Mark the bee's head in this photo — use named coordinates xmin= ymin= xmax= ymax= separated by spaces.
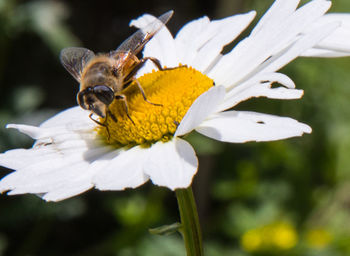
xmin=77 ymin=85 xmax=114 ymax=118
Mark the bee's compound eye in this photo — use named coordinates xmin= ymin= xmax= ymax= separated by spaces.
xmin=77 ymin=91 xmax=88 ymax=110
xmin=93 ymin=85 xmax=114 ymax=105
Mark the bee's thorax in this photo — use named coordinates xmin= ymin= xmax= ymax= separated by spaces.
xmin=82 ymin=60 xmax=119 ymax=90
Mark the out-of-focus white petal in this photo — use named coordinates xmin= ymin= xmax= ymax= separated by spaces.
xmin=196 ymin=111 xmax=311 ymax=143
xmin=39 ymin=107 xmax=92 ymax=128
xmin=313 ymin=27 xmax=350 ymax=54
xmin=217 ymin=73 xmax=302 ymax=112
xmin=259 ymin=21 xmax=339 ymax=74
xmin=92 ymin=146 xmax=149 ymax=191
xmin=130 ymin=13 xmax=178 ymax=75
xmin=144 ymin=138 xmax=197 ymax=190
xmin=302 ymin=13 xmax=350 ymax=57
xmin=208 ymin=0 xmax=332 ymax=88
xmin=302 ymin=48 xmax=350 ymax=57
xmin=175 ymin=86 xmax=225 ymax=137
xmin=6 ymin=124 xmax=45 ymax=140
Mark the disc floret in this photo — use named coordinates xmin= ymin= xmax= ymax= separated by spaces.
xmin=98 ymin=66 xmax=214 ymax=146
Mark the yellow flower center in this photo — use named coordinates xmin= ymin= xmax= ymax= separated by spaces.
xmin=97 ymin=66 xmax=214 ymax=146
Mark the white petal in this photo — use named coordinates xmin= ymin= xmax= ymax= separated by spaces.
xmin=0 ymin=147 xmax=58 ymax=172
xmin=130 ymin=13 xmax=178 ymax=75
xmin=255 ymin=72 xmax=296 ymax=89
xmin=144 ymin=138 xmax=198 ymax=190
xmin=175 ymin=86 xmax=225 ymax=137
xmin=174 ymin=16 xmax=210 ymax=63
xmin=175 ymin=16 xmax=209 ymax=43
xmin=3 ymin=146 xmax=105 ymax=202
xmin=217 ymin=73 xmax=302 ymax=112
xmin=174 ymin=12 xmax=256 ymax=73
xmin=196 ymin=111 xmax=312 ymax=143
xmin=1 ymin=108 xmax=105 ymax=172
xmin=0 ymin=140 xmax=112 ymax=195
xmin=92 ymin=146 xmax=149 ymax=191
xmin=250 ymin=0 xmax=300 ymax=36
xmin=0 ymin=107 xmax=113 ymax=201
xmin=5 ymin=107 xmax=96 ymax=141
xmin=41 ymin=182 xmax=94 ymax=202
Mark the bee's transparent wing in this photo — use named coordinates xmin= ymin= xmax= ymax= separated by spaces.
xmin=113 ymin=10 xmax=173 ymax=55
xmin=60 ymin=47 xmax=95 ymax=82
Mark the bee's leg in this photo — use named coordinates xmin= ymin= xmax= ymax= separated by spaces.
xmin=133 ymin=79 xmax=162 ymax=107
xmin=123 ymin=57 xmax=182 ymax=86
xmin=106 ymin=109 xmax=118 ymax=123
xmin=115 ymin=95 xmax=135 ymax=125
xmin=122 ymin=58 xmax=158 ymax=83
xmin=89 ymin=113 xmax=110 ymax=141
xmin=89 ymin=113 xmax=104 ymax=126
xmin=142 ymin=57 xmax=187 ymax=71
xmin=141 ymin=57 xmax=163 ymax=70
xmin=122 ymin=58 xmax=163 ymax=85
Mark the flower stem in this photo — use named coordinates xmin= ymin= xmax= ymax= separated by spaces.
xmin=176 ymin=186 xmax=203 ymax=256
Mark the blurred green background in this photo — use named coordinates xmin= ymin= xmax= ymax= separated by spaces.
xmin=0 ymin=0 xmax=350 ymax=255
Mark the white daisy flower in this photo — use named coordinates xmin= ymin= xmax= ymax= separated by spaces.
xmin=1 ymin=0 xmax=350 ymax=202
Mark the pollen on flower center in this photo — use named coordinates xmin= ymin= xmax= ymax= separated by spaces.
xmin=97 ymin=66 xmax=214 ymax=146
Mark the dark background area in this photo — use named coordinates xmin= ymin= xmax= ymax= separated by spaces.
xmin=1 ymin=0 xmax=350 ymax=255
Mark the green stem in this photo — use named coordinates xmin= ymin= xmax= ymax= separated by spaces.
xmin=176 ymin=186 xmax=203 ymax=256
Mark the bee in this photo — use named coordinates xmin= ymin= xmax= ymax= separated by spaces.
xmin=60 ymin=11 xmax=173 ymax=125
